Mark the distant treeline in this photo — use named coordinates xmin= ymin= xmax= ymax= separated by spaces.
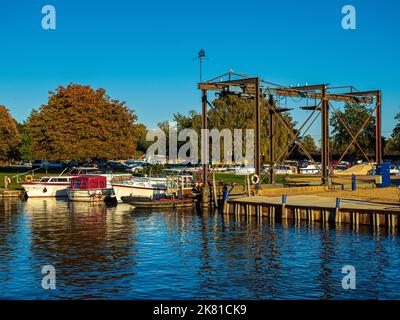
xmin=0 ymin=86 xmax=399 ymax=165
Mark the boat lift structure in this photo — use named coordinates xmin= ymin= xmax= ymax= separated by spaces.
xmin=198 ymin=71 xmax=382 ymax=187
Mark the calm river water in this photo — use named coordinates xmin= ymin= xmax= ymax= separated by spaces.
xmin=0 ymin=198 xmax=400 ymax=300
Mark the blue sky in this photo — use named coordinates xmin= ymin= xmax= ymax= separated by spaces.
xmin=0 ymin=0 xmax=399 ymax=140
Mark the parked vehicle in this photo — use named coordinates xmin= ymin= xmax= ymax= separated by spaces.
xmin=126 ymin=162 xmax=148 ymax=173
xmin=390 ymin=165 xmax=400 ymax=176
xmin=106 ymin=161 xmax=131 ymax=172
xmin=31 ymin=160 xmax=64 ymax=169
xmin=48 ymin=161 xmax=63 ymax=169
xmin=32 ymin=160 xmax=47 ymax=169
xmin=234 ymin=167 xmax=255 ymax=175
xmin=299 ymin=164 xmax=320 ymax=175
xmin=275 ymin=165 xmax=297 ymax=175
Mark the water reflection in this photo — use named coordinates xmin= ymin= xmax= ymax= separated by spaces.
xmin=0 ymin=198 xmax=400 ymax=299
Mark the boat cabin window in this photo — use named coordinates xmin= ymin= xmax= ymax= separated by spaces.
xmin=167 ymin=176 xmax=193 ymax=189
xmin=51 ymin=178 xmax=69 ymax=183
xmin=39 ymin=178 xmax=50 ymax=182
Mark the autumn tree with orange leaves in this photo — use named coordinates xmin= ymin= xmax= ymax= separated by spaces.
xmin=27 ymin=84 xmax=142 ymax=161
xmin=0 ymin=105 xmax=21 ymax=163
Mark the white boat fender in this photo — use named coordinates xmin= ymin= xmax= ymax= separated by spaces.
xmin=251 ymin=174 xmax=260 ymax=185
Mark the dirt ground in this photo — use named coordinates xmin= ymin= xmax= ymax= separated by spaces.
xmin=257 ymin=175 xmax=400 ymax=205
xmin=313 ymin=187 xmax=400 ymax=204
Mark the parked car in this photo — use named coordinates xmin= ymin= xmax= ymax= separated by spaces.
xmin=32 ymin=160 xmax=63 ymax=169
xmin=126 ymin=162 xmax=150 ymax=173
xmin=106 ymin=161 xmax=131 ymax=172
xmin=32 ymin=160 xmax=47 ymax=169
xmin=21 ymin=160 xmax=32 ymax=167
xmin=49 ymin=161 xmax=63 ymax=169
xmin=64 ymin=160 xmax=79 ymax=168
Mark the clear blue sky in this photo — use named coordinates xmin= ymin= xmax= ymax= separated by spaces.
xmin=0 ymin=0 xmax=399 ymax=139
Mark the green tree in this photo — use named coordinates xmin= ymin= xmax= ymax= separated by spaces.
xmin=0 ymin=105 xmax=21 ymax=163
xmin=26 ymin=84 xmax=142 ymax=161
xmin=18 ymin=120 xmax=34 ymax=161
xmin=170 ymin=94 xmax=297 ymax=163
xmin=384 ymin=137 xmax=399 ymax=156
xmin=386 ymin=112 xmax=400 ymax=156
xmin=330 ymin=102 xmax=376 ymax=159
xmin=392 ymin=113 xmax=400 ymax=144
xmin=301 ymin=135 xmax=318 ymax=153
xmin=134 ymin=123 xmax=150 ymax=155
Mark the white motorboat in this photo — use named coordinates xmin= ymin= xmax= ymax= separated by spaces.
xmin=21 ymin=167 xmax=131 ymax=198
xmin=21 ymin=175 xmax=75 ymax=197
xmin=112 ymin=177 xmax=168 ymax=202
xmin=112 ymin=175 xmax=194 ymax=202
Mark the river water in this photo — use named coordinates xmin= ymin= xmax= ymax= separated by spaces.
xmin=0 ymin=198 xmax=399 ymax=300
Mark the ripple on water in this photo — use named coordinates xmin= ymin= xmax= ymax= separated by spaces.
xmin=0 ymin=198 xmax=400 ymax=299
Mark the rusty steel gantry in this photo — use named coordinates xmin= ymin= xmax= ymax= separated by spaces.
xmin=198 ymin=71 xmax=382 ymax=187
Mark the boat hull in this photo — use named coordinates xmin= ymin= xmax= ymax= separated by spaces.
xmin=21 ymin=182 xmax=70 ymax=198
xmin=67 ymin=189 xmax=115 ymax=202
xmin=112 ymin=184 xmax=166 ymax=202
xmin=121 ymin=196 xmax=193 ymax=209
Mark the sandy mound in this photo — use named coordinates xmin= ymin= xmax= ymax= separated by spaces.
xmin=336 ymin=164 xmax=373 ymax=176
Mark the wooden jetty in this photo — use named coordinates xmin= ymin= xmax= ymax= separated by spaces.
xmin=226 ymin=195 xmax=400 ymax=229
xmin=0 ymin=189 xmax=24 ymax=198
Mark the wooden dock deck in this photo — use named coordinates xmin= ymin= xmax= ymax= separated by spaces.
xmin=0 ymin=189 xmax=24 ymax=198
xmin=226 ymin=195 xmax=400 ymax=229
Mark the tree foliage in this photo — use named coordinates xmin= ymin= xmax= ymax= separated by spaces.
xmin=18 ymin=121 xmax=34 ymax=161
xmin=0 ymin=105 xmax=21 ymax=163
xmin=389 ymin=112 xmax=400 ymax=155
xmin=133 ymin=123 xmax=150 ymax=155
xmin=26 ymin=84 xmax=140 ymax=161
xmin=171 ymin=94 xmax=297 ymax=163
xmin=330 ymin=102 xmax=376 ymax=158
xmin=384 ymin=137 xmax=399 ymax=156
xmin=301 ymin=135 xmax=318 ymax=154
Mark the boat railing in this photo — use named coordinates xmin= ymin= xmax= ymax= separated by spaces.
xmin=12 ymin=167 xmax=42 ymax=183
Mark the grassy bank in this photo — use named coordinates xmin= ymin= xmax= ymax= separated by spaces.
xmin=213 ymin=173 xmax=308 ymax=185
xmin=0 ymin=167 xmax=318 ymax=190
xmin=0 ymin=167 xmax=64 ymax=190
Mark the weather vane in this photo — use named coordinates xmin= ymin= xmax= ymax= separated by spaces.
xmin=193 ymin=49 xmax=207 ymax=83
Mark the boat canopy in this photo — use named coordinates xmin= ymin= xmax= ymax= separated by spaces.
xmin=70 ymin=175 xmax=107 ymax=190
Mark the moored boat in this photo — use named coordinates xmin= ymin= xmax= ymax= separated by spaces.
xmin=112 ymin=177 xmax=168 ymax=202
xmin=22 ymin=176 xmax=75 ymax=198
xmin=21 ymin=167 xmax=131 ymax=198
xmin=112 ymin=175 xmax=194 ymax=202
xmin=67 ymin=175 xmax=115 ymax=202
xmin=120 ymin=175 xmax=196 ymax=209
xmin=121 ymin=197 xmax=194 ymax=209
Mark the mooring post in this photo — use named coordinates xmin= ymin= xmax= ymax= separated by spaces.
xmin=351 ymin=174 xmax=357 ymax=191
xmin=335 ymin=198 xmax=341 ymax=223
xmin=282 ymin=195 xmax=287 ymax=220
xmin=222 ymin=184 xmax=229 ymax=214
